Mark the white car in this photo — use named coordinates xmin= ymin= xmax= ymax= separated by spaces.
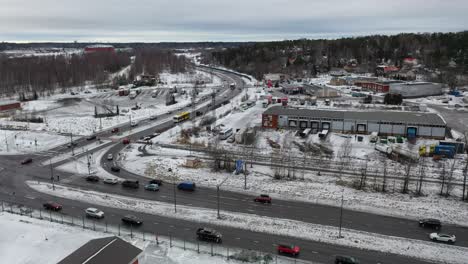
xmin=103 ymin=178 xmax=119 ymax=185
xmin=107 ymin=153 xmax=113 ymax=160
xmin=429 ymin=233 xmax=456 ymax=243
xmin=85 ymin=208 xmax=104 ymax=219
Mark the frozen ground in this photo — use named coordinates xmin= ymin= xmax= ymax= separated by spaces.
xmin=0 ymin=212 xmax=282 ymax=264
xmin=0 ymin=130 xmax=70 ymax=155
xmin=28 ymin=181 xmax=468 ymax=264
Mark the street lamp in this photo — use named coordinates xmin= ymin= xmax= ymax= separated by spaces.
xmin=338 ymin=191 xmax=344 ymax=238
xmin=49 ymin=160 xmax=55 ymax=191
xmin=216 ymin=175 xmax=229 ymax=219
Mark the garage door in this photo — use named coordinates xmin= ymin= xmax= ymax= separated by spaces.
xmin=321 ymin=122 xmax=330 ymax=130
xmin=357 ymin=124 xmax=367 ymax=133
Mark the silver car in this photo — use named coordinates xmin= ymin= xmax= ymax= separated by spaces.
xmin=85 ymin=208 xmax=104 ymax=219
xmin=429 ymin=233 xmax=456 ymax=244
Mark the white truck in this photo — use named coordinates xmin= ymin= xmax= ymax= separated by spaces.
xmin=129 ymin=91 xmax=137 ymax=99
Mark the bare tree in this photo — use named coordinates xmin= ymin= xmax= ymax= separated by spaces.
xmin=439 ymin=161 xmax=447 ymax=196
xmin=416 ymin=158 xmax=425 ymax=196
xmin=358 ymin=156 xmax=369 ymax=190
xmin=402 ymin=162 xmax=412 ymax=194
xmin=382 ymin=157 xmax=388 ymax=193
xmin=445 ymin=159 xmax=457 ymax=197
xmin=462 ymin=132 xmax=468 ymax=201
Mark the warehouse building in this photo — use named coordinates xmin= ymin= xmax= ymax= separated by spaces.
xmin=355 ymin=80 xmax=404 ymax=93
xmin=262 ymin=106 xmax=446 ymax=139
xmin=389 ymin=82 xmax=443 ymax=98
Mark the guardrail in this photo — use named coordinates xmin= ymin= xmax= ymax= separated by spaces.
xmin=0 ymin=200 xmax=316 ymax=264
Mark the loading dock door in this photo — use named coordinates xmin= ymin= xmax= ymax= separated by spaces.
xmin=357 ymin=124 xmax=367 ymax=133
xmin=299 ymin=121 xmax=308 ymax=129
xmin=407 ymin=127 xmax=417 ymax=139
xmin=289 ymin=120 xmax=297 ymax=127
xmin=311 ymin=121 xmax=319 ymax=133
xmin=321 ymin=122 xmax=331 ymax=130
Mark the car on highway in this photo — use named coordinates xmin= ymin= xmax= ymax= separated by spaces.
xmin=429 ymin=233 xmax=456 ymax=244
xmin=107 ymin=153 xmax=113 ymax=160
xmin=86 ymin=135 xmax=97 ymax=140
xmin=419 ymin=218 xmax=441 ymax=229
xmin=110 ymin=165 xmax=120 ymax=172
xmin=277 ymin=244 xmax=300 ymax=257
xmin=149 ymin=115 xmax=157 ymax=120
xmin=43 ymin=201 xmax=62 ymax=211
xmin=144 ymin=183 xmax=159 ymax=191
xmin=122 ymin=180 xmax=139 ymax=189
xmin=178 ymin=181 xmax=196 ymax=191
xmin=130 ymin=121 xmax=138 ymax=127
xmin=122 ymin=215 xmax=143 ymax=225
xmin=254 ymin=194 xmax=272 ymax=204
xmin=122 ymin=138 xmax=130 ymax=144
xmin=21 ymin=157 xmax=33 ymax=165
xmin=103 ymin=178 xmax=119 ymax=185
xmin=111 ymin=127 xmax=119 ymax=133
xmin=85 ymin=175 xmax=100 ymax=182
xmin=149 ymin=179 xmax=163 ymax=186
xmin=335 ymin=255 xmax=360 ymax=264
xmin=196 ymin=227 xmax=222 ymax=243
xmin=85 ymin=208 xmax=104 ymax=219
xmin=67 ymin=142 xmax=78 ymax=148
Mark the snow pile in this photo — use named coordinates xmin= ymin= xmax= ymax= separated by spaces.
xmin=0 ymin=130 xmax=70 ymax=155
xmin=28 ymin=181 xmax=468 ymax=264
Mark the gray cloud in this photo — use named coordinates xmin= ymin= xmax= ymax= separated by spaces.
xmin=0 ymin=0 xmax=466 ymax=42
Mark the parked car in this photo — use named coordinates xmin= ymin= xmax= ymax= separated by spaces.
xmin=21 ymin=157 xmax=33 ymax=165
xmin=130 ymin=121 xmax=138 ymax=127
xmin=144 ymin=183 xmax=159 ymax=191
xmin=430 ymin=233 xmax=456 ymax=244
xmin=85 ymin=208 xmax=104 ymax=219
xmin=103 ymin=178 xmax=119 ymax=185
xmin=122 ymin=180 xmax=139 ymax=189
xmin=178 ymin=181 xmax=196 ymax=191
xmin=227 ymin=137 xmax=235 ymax=143
xmin=149 ymin=179 xmax=163 ymax=186
xmin=84 ymin=90 xmax=91 ymax=94
xmin=335 ymin=255 xmax=360 ymax=264
xmin=110 ymin=166 xmax=120 ymax=172
xmin=149 ymin=115 xmax=157 ymax=120
xmin=122 ymin=138 xmax=130 ymax=144
xmin=107 ymin=153 xmax=113 ymax=160
xmin=419 ymin=219 xmax=441 ymax=229
xmin=121 ymin=215 xmax=143 ymax=225
xmin=196 ymin=227 xmax=222 ymax=243
xmin=277 ymin=244 xmax=300 ymax=257
xmin=43 ymin=201 xmax=62 ymax=211
xmin=86 ymin=175 xmax=100 ymax=182
xmin=111 ymin=127 xmax=119 ymax=133
xmin=86 ymin=135 xmax=97 ymax=140
xmin=254 ymin=194 xmax=272 ymax=204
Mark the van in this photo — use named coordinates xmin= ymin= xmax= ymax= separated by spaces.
xmin=177 ymin=181 xmax=196 ymax=191
xmin=131 ymin=121 xmax=138 ymax=127
xmin=122 ymin=180 xmax=139 ymax=189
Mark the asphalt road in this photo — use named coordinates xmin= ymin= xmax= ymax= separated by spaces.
xmin=0 ymin=67 xmax=456 ymax=264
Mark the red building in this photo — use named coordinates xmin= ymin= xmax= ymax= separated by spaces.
xmin=355 ymin=80 xmax=404 ymax=93
xmin=0 ymin=101 xmax=21 ymax=112
xmin=84 ymin=45 xmax=115 ymax=53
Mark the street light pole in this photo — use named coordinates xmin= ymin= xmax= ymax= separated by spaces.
xmin=49 ymin=160 xmax=55 ymax=191
xmin=217 ymin=185 xmax=220 ymax=219
xmin=173 ymin=179 xmax=177 ymax=213
xmin=338 ymin=192 xmax=344 ymax=238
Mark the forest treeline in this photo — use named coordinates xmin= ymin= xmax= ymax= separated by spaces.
xmin=0 ymin=48 xmax=188 ymax=97
xmin=203 ymin=32 xmax=468 ymax=79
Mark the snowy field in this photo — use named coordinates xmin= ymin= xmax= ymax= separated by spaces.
xmin=0 ymin=130 xmax=70 ymax=155
xmin=28 ymin=181 xmax=468 ymax=264
xmin=0 ymin=212 xmax=288 ymax=264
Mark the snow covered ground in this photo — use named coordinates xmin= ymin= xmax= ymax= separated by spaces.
xmin=0 ymin=130 xmax=70 ymax=155
xmin=0 ymin=211 xmax=288 ymax=264
xmin=28 ymin=181 xmax=468 ymax=264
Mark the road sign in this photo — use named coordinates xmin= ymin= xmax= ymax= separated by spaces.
xmin=235 ymin=160 xmax=243 ymax=174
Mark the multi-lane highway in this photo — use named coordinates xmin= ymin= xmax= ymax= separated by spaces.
xmin=0 ymin=66 xmax=463 ymax=264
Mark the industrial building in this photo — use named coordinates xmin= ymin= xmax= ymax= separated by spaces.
xmin=355 ymin=80 xmax=404 ymax=93
xmin=0 ymin=101 xmax=21 ymax=112
xmin=84 ymin=45 xmax=115 ymax=53
xmin=262 ymin=106 xmax=446 ymax=139
xmin=389 ymin=82 xmax=443 ymax=98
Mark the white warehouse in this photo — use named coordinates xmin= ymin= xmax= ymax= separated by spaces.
xmin=389 ymin=82 xmax=443 ymax=98
xmin=262 ymin=106 xmax=446 ymax=139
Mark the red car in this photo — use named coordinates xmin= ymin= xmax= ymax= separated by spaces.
xmin=43 ymin=201 xmax=62 ymax=211
xmin=122 ymin=138 xmax=130 ymax=144
xmin=277 ymin=244 xmax=300 ymax=257
xmin=111 ymin=127 xmax=119 ymax=133
xmin=254 ymin=194 xmax=272 ymax=204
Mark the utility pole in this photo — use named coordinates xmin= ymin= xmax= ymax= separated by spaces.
xmin=338 ymin=192 xmax=344 ymax=238
xmin=49 ymin=160 xmax=55 ymax=191
xmin=173 ymin=179 xmax=177 ymax=213
xmin=70 ymin=132 xmax=74 ymax=156
xmin=87 ymin=151 xmax=91 ymax=175
xmin=217 ymin=185 xmax=220 ymax=219
xmin=4 ymin=131 xmax=8 ymax=152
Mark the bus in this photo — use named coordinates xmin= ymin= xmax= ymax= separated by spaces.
xmin=219 ymin=128 xmax=233 ymax=140
xmin=173 ymin=111 xmax=190 ymax=123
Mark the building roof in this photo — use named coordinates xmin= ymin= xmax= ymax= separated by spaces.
xmin=58 ymin=236 xmax=142 ymax=264
xmin=263 ymin=106 xmax=446 ymax=126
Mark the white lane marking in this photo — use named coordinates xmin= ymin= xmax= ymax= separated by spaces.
xmin=25 ymin=195 xmax=36 ymax=200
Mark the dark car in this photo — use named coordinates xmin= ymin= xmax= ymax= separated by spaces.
xmin=110 ymin=166 xmax=120 ymax=172
xmin=21 ymin=158 xmax=33 ymax=165
xmin=149 ymin=179 xmax=163 ymax=186
xmin=335 ymin=255 xmax=360 ymax=264
xmin=196 ymin=227 xmax=222 ymax=243
xmin=277 ymin=244 xmax=300 ymax=257
xmin=419 ymin=218 xmax=441 ymax=229
xmin=67 ymin=142 xmax=78 ymax=148
xmin=178 ymin=181 xmax=195 ymax=191
xmin=122 ymin=180 xmax=139 ymax=189
xmin=254 ymin=194 xmax=272 ymax=204
xmin=86 ymin=175 xmax=100 ymax=182
xmin=121 ymin=215 xmax=143 ymax=225
xmin=43 ymin=201 xmax=62 ymax=211
xmin=86 ymin=135 xmax=97 ymax=140
xmin=111 ymin=127 xmax=119 ymax=133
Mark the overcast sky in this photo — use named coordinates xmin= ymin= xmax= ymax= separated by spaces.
xmin=1 ymin=0 xmax=467 ymax=42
